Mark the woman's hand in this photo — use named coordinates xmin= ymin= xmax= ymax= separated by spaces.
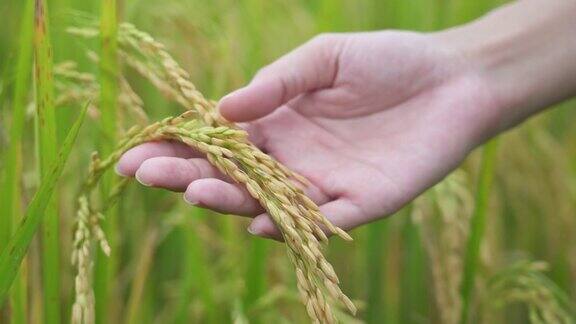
xmin=116 ymin=31 xmax=497 ymax=239
xmin=116 ymin=0 xmax=576 ymax=240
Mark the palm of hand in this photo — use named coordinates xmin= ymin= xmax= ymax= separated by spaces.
xmin=242 ymin=32 xmax=495 ymax=233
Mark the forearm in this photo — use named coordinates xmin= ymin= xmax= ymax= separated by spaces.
xmin=436 ymin=0 xmax=576 ymax=134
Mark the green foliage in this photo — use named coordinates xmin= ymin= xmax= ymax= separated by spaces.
xmin=0 ymin=0 xmax=34 ymax=322
xmin=460 ymin=140 xmax=499 ymax=324
xmin=0 ymin=103 xmax=88 ymax=305
xmin=485 ymin=260 xmax=576 ymax=323
xmin=33 ymin=0 xmax=61 ymax=322
xmin=94 ymin=0 xmax=120 ymax=322
xmin=0 ymin=1 xmax=575 ymax=323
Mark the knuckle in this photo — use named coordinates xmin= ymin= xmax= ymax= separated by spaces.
xmin=309 ymin=33 xmax=339 ymax=46
xmin=254 ymin=65 xmax=273 ymax=78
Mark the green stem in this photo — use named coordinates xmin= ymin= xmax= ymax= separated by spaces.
xmin=172 ymin=209 xmax=218 ymax=324
xmin=244 ymin=238 xmax=268 ymax=320
xmin=34 ymin=0 xmax=60 ymax=322
xmin=460 ymin=140 xmax=499 ymax=324
xmin=0 ymin=0 xmax=34 ymax=322
xmin=365 ymin=219 xmax=389 ymax=324
xmin=0 ymin=103 xmax=87 ymax=307
xmin=95 ymin=0 xmax=120 ymax=322
xmin=125 ymin=228 xmax=158 ymax=324
xmin=399 ymin=206 xmax=427 ymax=323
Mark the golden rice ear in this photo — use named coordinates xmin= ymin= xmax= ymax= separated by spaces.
xmin=75 ymin=109 xmax=356 ymax=323
xmin=72 ymin=23 xmax=355 ymax=324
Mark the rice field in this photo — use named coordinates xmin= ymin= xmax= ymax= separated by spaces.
xmin=0 ymin=0 xmax=575 ymax=323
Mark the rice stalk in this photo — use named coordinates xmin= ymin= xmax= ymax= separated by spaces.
xmin=0 ymin=0 xmax=34 ymax=322
xmin=33 ymin=0 xmax=61 ymax=322
xmin=124 ymin=228 xmax=158 ymax=324
xmin=364 ymin=219 xmax=389 ymax=324
xmin=171 ymin=212 xmax=218 ymax=324
xmin=69 ymin=22 xmax=356 ymax=323
xmin=94 ymin=1 xmax=120 ymax=322
xmin=98 ymin=0 xmax=119 ymax=158
xmin=460 ymin=140 xmax=499 ymax=324
xmin=244 ymin=237 xmax=269 ymax=316
xmin=413 ymin=171 xmax=474 ymax=324
xmin=0 ymin=102 xmax=88 ymax=306
xmin=399 ymin=207 xmax=427 ymax=322
xmin=72 ymin=114 xmax=355 ymax=323
xmin=0 ymin=0 xmax=33 ymax=253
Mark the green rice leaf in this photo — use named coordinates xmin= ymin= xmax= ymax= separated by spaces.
xmin=34 ymin=0 xmax=61 ymax=321
xmin=460 ymin=140 xmax=499 ymax=324
xmin=0 ymin=0 xmax=34 ymax=321
xmin=0 ymin=102 xmax=88 ymax=306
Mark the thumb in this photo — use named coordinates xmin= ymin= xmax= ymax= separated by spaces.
xmin=218 ymin=34 xmax=343 ymax=122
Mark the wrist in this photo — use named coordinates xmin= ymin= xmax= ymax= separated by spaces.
xmin=434 ymin=0 xmax=576 ymax=137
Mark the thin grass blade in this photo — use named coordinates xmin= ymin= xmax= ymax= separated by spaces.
xmin=172 ymin=211 xmax=218 ymax=324
xmin=34 ymin=0 xmax=61 ymax=322
xmin=365 ymin=219 xmax=389 ymax=324
xmin=0 ymin=0 xmax=34 ymax=322
xmin=94 ymin=0 xmax=120 ymax=322
xmin=460 ymin=140 xmax=499 ymax=323
xmin=0 ymin=103 xmax=88 ymax=306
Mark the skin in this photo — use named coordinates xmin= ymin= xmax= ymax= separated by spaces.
xmin=116 ymin=0 xmax=576 ymax=240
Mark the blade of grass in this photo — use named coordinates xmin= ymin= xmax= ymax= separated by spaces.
xmin=0 ymin=0 xmax=33 ymax=258
xmin=0 ymin=102 xmax=88 ymax=306
xmin=98 ymin=0 xmax=119 ymax=160
xmin=0 ymin=0 xmax=34 ymax=322
xmin=399 ymin=206 xmax=428 ymax=323
xmin=34 ymin=0 xmax=61 ymax=322
xmin=244 ymin=238 xmax=268 ymax=315
xmin=460 ymin=140 xmax=499 ymax=324
xmin=172 ymin=210 xmax=218 ymax=324
xmin=365 ymin=219 xmax=389 ymax=324
xmin=94 ymin=0 xmax=120 ymax=322
xmin=125 ymin=228 xmax=158 ymax=324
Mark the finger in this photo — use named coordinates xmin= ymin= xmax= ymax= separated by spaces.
xmin=116 ymin=141 xmax=200 ymax=176
xmin=218 ymin=34 xmax=343 ymax=122
xmin=247 ymin=198 xmax=362 ymax=241
xmin=135 ymin=157 xmax=229 ymax=192
xmin=183 ymin=178 xmax=264 ymax=216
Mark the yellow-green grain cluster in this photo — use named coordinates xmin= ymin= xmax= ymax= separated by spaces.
xmin=70 ymin=23 xmax=355 ymax=324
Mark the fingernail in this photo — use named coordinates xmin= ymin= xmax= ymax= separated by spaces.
xmin=135 ymin=172 xmax=152 ymax=187
xmin=219 ymin=92 xmax=234 ymax=103
xmin=247 ymin=223 xmax=261 ymax=236
xmin=115 ymin=164 xmax=128 ymax=177
xmin=219 ymin=86 xmax=249 ymax=105
xmin=183 ymin=193 xmax=199 ymax=205
xmin=219 ymin=90 xmax=238 ymax=106
xmin=248 ymin=224 xmax=274 ymax=239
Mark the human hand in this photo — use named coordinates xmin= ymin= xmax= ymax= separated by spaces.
xmin=116 ymin=30 xmax=501 ymax=240
xmin=118 ymin=0 xmax=576 ymax=240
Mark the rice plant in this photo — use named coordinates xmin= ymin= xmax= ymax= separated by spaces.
xmin=0 ymin=1 xmax=575 ymax=323
xmin=67 ymin=23 xmax=356 ymax=323
xmin=33 ymin=0 xmax=61 ymax=322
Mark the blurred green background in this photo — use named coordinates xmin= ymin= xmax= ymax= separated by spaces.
xmin=1 ymin=0 xmax=575 ymax=323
